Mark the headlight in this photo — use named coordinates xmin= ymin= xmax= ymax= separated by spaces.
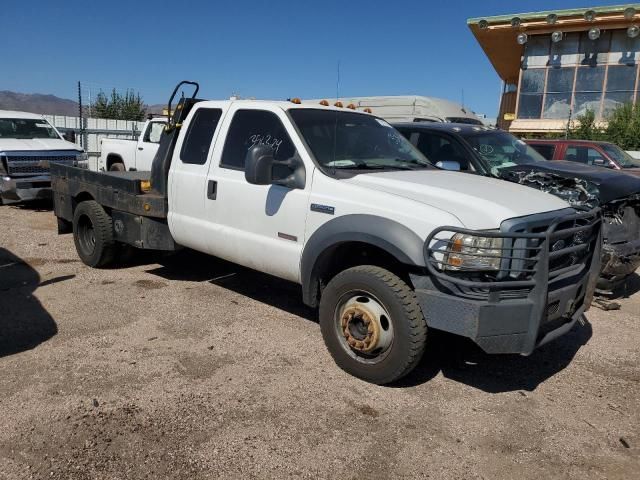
xmin=74 ymin=152 xmax=89 ymax=169
xmin=443 ymin=232 xmax=503 ymax=271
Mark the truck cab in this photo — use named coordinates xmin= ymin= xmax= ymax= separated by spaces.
xmin=98 ymin=117 xmax=166 ymax=172
xmin=50 ymin=82 xmax=602 ymax=384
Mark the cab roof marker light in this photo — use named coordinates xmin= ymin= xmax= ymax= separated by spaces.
xmin=334 ymin=101 xmax=343 ymax=108
xmin=478 ymin=19 xmax=489 ymax=29
xmin=625 ymin=7 xmax=636 ymax=20
xmin=363 ymin=108 xmax=373 ymax=114
xmin=319 ymin=100 xmax=329 ymax=106
xmin=510 ymin=17 xmax=521 ymax=28
xmin=546 ymin=13 xmax=558 ymax=24
xmin=584 ymin=10 xmax=596 ymax=22
xmin=290 ymin=98 xmax=302 ymax=104
xmin=346 ymin=103 xmax=356 ymax=110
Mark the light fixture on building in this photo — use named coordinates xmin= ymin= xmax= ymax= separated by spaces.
xmin=588 ymin=27 xmax=601 ymax=41
xmin=478 ymin=19 xmax=489 ymax=29
xmin=516 ymin=32 xmax=528 ymax=45
xmin=628 ymin=25 xmax=640 ymax=38
xmin=584 ymin=10 xmax=596 ymax=22
xmin=511 ymin=17 xmax=521 ymax=27
xmin=624 ymin=7 xmax=636 ymax=20
xmin=551 ymin=31 xmax=564 ymax=43
xmin=546 ymin=13 xmax=558 ymax=24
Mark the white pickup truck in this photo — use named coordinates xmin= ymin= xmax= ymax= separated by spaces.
xmin=98 ymin=117 xmax=166 ymax=172
xmin=50 ymin=82 xmax=602 ymax=384
xmin=0 ymin=110 xmax=87 ymax=204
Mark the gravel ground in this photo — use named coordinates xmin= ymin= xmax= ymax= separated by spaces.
xmin=0 ymin=202 xmax=638 ymax=479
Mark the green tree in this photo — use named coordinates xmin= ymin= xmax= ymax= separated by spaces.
xmin=91 ymin=88 xmax=146 ymax=121
xmin=604 ymin=102 xmax=640 ymax=150
xmin=568 ymin=109 xmax=604 ymax=141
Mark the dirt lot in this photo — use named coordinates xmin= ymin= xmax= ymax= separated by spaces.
xmin=0 ymin=203 xmax=638 ymax=480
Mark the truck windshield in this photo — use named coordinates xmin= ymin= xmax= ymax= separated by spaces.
xmin=289 ymin=109 xmax=431 ymax=171
xmin=460 ymin=131 xmax=545 ymax=175
xmin=0 ymin=118 xmax=60 ymax=139
xmin=601 ymin=143 xmax=640 ymax=168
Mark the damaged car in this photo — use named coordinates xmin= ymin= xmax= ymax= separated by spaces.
xmin=395 ymin=122 xmax=640 ymax=290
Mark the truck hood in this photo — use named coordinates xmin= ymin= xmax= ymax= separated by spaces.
xmin=500 ymin=160 xmax=640 ymax=204
xmin=0 ymin=138 xmax=82 ymax=153
xmin=343 ymin=170 xmax=569 ymax=229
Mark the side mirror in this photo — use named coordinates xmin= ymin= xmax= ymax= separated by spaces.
xmin=62 ymin=131 xmax=76 ymax=143
xmin=435 ymin=160 xmax=461 ymax=171
xmin=244 ymin=145 xmax=306 ymax=189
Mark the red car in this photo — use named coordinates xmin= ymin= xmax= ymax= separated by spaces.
xmin=525 ymin=139 xmax=640 ymax=177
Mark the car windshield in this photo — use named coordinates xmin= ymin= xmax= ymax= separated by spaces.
xmin=460 ymin=130 xmax=545 ymax=175
xmin=0 ymin=118 xmax=60 ymax=139
xmin=289 ymin=109 xmax=432 ymax=171
xmin=601 ymin=143 xmax=640 ymax=168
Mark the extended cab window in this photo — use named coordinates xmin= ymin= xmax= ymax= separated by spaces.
xmin=180 ymin=108 xmax=223 ymax=165
xmin=221 ymin=110 xmax=296 ymax=170
xmin=529 ymin=143 xmax=555 ymax=160
xmin=565 ymin=146 xmax=606 ymax=166
xmin=144 ymin=121 xmax=165 ymax=144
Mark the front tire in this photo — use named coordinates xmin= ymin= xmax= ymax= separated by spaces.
xmin=72 ymin=200 xmax=115 ymax=267
xmin=319 ymin=265 xmax=427 ymax=384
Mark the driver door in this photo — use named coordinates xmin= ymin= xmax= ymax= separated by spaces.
xmin=204 ymin=105 xmax=312 ymax=282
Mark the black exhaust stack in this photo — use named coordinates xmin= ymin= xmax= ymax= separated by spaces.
xmin=150 ymin=81 xmax=201 ymax=197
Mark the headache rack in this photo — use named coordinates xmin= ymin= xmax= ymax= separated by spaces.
xmin=425 ymin=208 xmax=602 ymax=301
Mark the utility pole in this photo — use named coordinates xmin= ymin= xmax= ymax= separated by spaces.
xmin=77 ymin=81 xmax=84 ymax=149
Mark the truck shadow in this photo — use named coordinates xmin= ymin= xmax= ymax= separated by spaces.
xmin=7 ymin=199 xmax=53 ymax=212
xmin=146 ymin=249 xmax=317 ymax=322
xmin=147 ymin=249 xmax=591 ymax=392
xmin=396 ymin=317 xmax=592 ymax=392
xmin=0 ymin=248 xmax=58 ymax=357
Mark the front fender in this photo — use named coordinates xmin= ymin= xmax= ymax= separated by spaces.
xmin=300 ymin=214 xmax=426 ymax=306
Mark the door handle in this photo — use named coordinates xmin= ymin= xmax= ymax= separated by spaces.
xmin=138 ymin=147 xmax=144 ymax=151
xmin=207 ymin=180 xmax=217 ymax=200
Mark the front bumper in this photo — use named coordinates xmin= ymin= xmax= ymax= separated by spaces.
xmin=0 ymin=175 xmax=52 ymax=203
xmin=413 ymin=208 xmax=602 ymax=355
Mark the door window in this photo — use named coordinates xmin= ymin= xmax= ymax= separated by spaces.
xmin=564 ymin=146 xmax=607 ymax=166
xmin=529 ymin=143 xmax=556 ymax=159
xmin=143 ymin=121 xmax=166 ymax=144
xmin=180 ymin=108 xmax=223 ymax=165
xmin=221 ymin=110 xmax=296 ymax=170
xmin=403 ymin=130 xmax=472 ymax=171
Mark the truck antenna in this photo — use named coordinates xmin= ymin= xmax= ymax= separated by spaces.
xmin=332 ymin=60 xmax=341 ymax=174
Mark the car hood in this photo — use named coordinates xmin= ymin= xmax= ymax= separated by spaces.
xmin=343 ymin=170 xmax=569 ymax=229
xmin=0 ymin=138 xmax=82 ymax=153
xmin=500 ymin=160 xmax=640 ymax=204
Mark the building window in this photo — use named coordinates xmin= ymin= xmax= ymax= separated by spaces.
xmin=518 ymin=69 xmax=545 ymax=118
xmin=573 ymin=65 xmax=605 ymax=118
xmin=543 ymin=67 xmax=575 ymax=119
xmin=604 ymin=64 xmax=637 ymax=116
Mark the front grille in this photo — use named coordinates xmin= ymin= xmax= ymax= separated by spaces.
xmin=425 ymin=208 xmax=601 ymax=301
xmin=6 ymin=155 xmax=77 ymax=176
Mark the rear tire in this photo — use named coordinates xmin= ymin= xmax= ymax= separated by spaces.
xmin=109 ymin=162 xmax=125 ymax=172
xmin=72 ymin=200 xmax=115 ymax=267
xmin=319 ymin=265 xmax=427 ymax=385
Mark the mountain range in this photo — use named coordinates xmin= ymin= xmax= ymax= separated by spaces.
xmin=0 ymin=90 xmax=164 ymax=117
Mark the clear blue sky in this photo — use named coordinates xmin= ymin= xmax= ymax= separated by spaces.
xmin=2 ymin=0 xmax=626 ymax=116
